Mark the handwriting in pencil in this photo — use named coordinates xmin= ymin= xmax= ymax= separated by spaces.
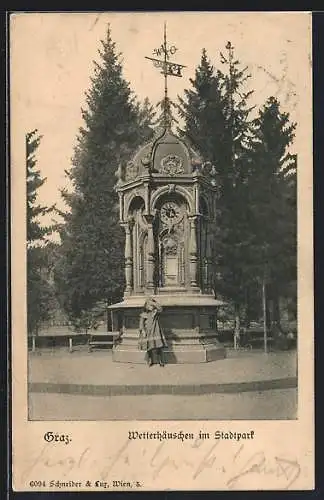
xmin=21 ymin=439 xmax=301 ymax=490
xmin=227 ymin=451 xmax=301 ymax=489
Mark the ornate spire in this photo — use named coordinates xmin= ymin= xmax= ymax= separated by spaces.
xmin=145 ymin=22 xmax=186 ymax=131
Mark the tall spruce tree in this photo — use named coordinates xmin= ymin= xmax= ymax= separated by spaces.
xmin=26 ymin=130 xmax=54 ymax=245
xmin=215 ymin=42 xmax=257 ymax=333
xmin=179 ymin=44 xmax=255 ymax=332
xmin=136 ymin=97 xmax=156 ymax=141
xmin=26 ymin=130 xmax=55 ymax=334
xmin=56 ymin=26 xmax=154 ymax=328
xmin=178 ymin=48 xmax=226 ymax=168
xmin=248 ymin=97 xmax=297 ymax=331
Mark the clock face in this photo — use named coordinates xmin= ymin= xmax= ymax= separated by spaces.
xmin=160 ymin=202 xmax=181 ymax=225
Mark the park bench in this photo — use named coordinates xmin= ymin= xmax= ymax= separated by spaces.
xmin=87 ymin=331 xmax=121 ymax=352
xmin=28 ymin=329 xmax=122 ymax=353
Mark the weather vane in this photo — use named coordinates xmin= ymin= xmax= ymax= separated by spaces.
xmin=145 ymin=23 xmax=186 ymax=128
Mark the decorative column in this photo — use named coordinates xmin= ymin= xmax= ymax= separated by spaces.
xmin=194 ymin=182 xmax=199 ymax=214
xmin=118 ymin=192 xmax=124 ymax=221
xmin=203 ymin=258 xmax=209 ymax=289
xmin=146 ymin=215 xmax=155 ymax=291
xmin=144 ymin=181 xmax=150 ymax=215
xmin=122 ymin=219 xmax=134 ymax=295
xmin=189 ymin=216 xmax=199 ymax=288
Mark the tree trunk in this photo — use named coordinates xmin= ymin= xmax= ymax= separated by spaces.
xmin=262 ymin=278 xmax=268 ymax=353
xmin=234 ymin=303 xmax=240 ymax=332
xmin=106 ymin=298 xmax=112 ymax=331
xmin=272 ymin=287 xmax=282 ymax=328
xmin=244 ymin=285 xmax=252 ymax=329
xmin=234 ymin=302 xmax=240 ymax=349
xmin=266 ymin=294 xmax=271 ymax=330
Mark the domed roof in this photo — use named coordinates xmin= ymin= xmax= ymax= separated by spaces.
xmin=120 ymin=127 xmax=203 ymax=183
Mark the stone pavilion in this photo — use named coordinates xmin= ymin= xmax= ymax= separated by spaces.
xmin=109 ymin=123 xmax=226 ymax=363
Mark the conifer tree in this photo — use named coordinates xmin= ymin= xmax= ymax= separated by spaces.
xmin=178 ymin=48 xmax=226 ymax=167
xmin=214 ymin=42 xmax=256 ymax=332
xmin=26 ymin=130 xmax=55 ymax=334
xmin=219 ymin=42 xmax=254 ymax=187
xmin=136 ymin=97 xmax=156 ymax=141
xmin=26 ymin=130 xmax=54 ymax=245
xmin=248 ymin=97 xmax=297 ymax=331
xmin=179 ymin=44 xmax=255 ymax=332
xmin=57 ymin=26 xmax=154 ymax=328
xmin=179 ymin=46 xmax=297 ymax=336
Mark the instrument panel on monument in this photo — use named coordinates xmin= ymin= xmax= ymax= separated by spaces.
xmin=160 ymin=201 xmax=181 ymax=225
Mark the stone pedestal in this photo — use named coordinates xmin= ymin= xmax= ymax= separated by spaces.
xmin=110 ymin=294 xmax=226 ymax=364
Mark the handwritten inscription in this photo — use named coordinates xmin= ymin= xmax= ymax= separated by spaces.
xmin=227 ymin=450 xmax=301 ymax=489
xmin=21 ymin=436 xmax=301 ymax=490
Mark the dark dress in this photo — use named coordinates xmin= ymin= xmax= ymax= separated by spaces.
xmin=139 ymin=307 xmax=167 ymax=352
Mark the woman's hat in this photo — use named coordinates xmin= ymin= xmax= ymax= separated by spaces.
xmin=144 ymin=296 xmax=158 ymax=309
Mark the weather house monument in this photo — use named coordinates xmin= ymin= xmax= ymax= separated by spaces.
xmin=110 ymin=26 xmax=226 ymax=363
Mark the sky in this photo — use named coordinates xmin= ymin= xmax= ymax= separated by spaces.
xmin=10 ymin=12 xmax=312 ymax=219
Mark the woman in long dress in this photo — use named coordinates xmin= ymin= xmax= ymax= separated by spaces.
xmin=139 ymin=297 xmax=167 ymax=367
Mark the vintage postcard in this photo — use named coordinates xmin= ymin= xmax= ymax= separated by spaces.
xmin=11 ymin=11 xmax=314 ymax=491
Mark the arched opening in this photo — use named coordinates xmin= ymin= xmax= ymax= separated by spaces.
xmin=155 ymin=193 xmax=189 ymax=289
xmin=128 ymin=196 xmax=146 ymax=293
xmin=128 ymin=195 xmax=145 ymax=215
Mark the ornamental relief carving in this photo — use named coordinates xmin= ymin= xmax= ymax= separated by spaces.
xmin=160 ymin=154 xmax=184 ymax=176
xmin=162 ymin=235 xmax=178 ymax=255
xmin=125 ymin=160 xmax=139 ymax=181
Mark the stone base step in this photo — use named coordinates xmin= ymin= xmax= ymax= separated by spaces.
xmin=118 ymin=337 xmax=220 ymax=346
xmin=112 ymin=346 xmax=226 ymax=364
xmin=115 ymin=343 xmax=222 ymax=351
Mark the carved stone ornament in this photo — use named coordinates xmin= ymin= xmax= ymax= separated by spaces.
xmin=125 ymin=161 xmax=139 ymax=181
xmin=191 ymin=157 xmax=202 ymax=173
xmin=115 ymin=163 xmax=125 ymax=183
xmin=160 ymin=154 xmax=184 ymax=176
xmin=162 ymin=236 xmax=178 ymax=255
xmin=141 ymin=155 xmax=151 ymax=168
